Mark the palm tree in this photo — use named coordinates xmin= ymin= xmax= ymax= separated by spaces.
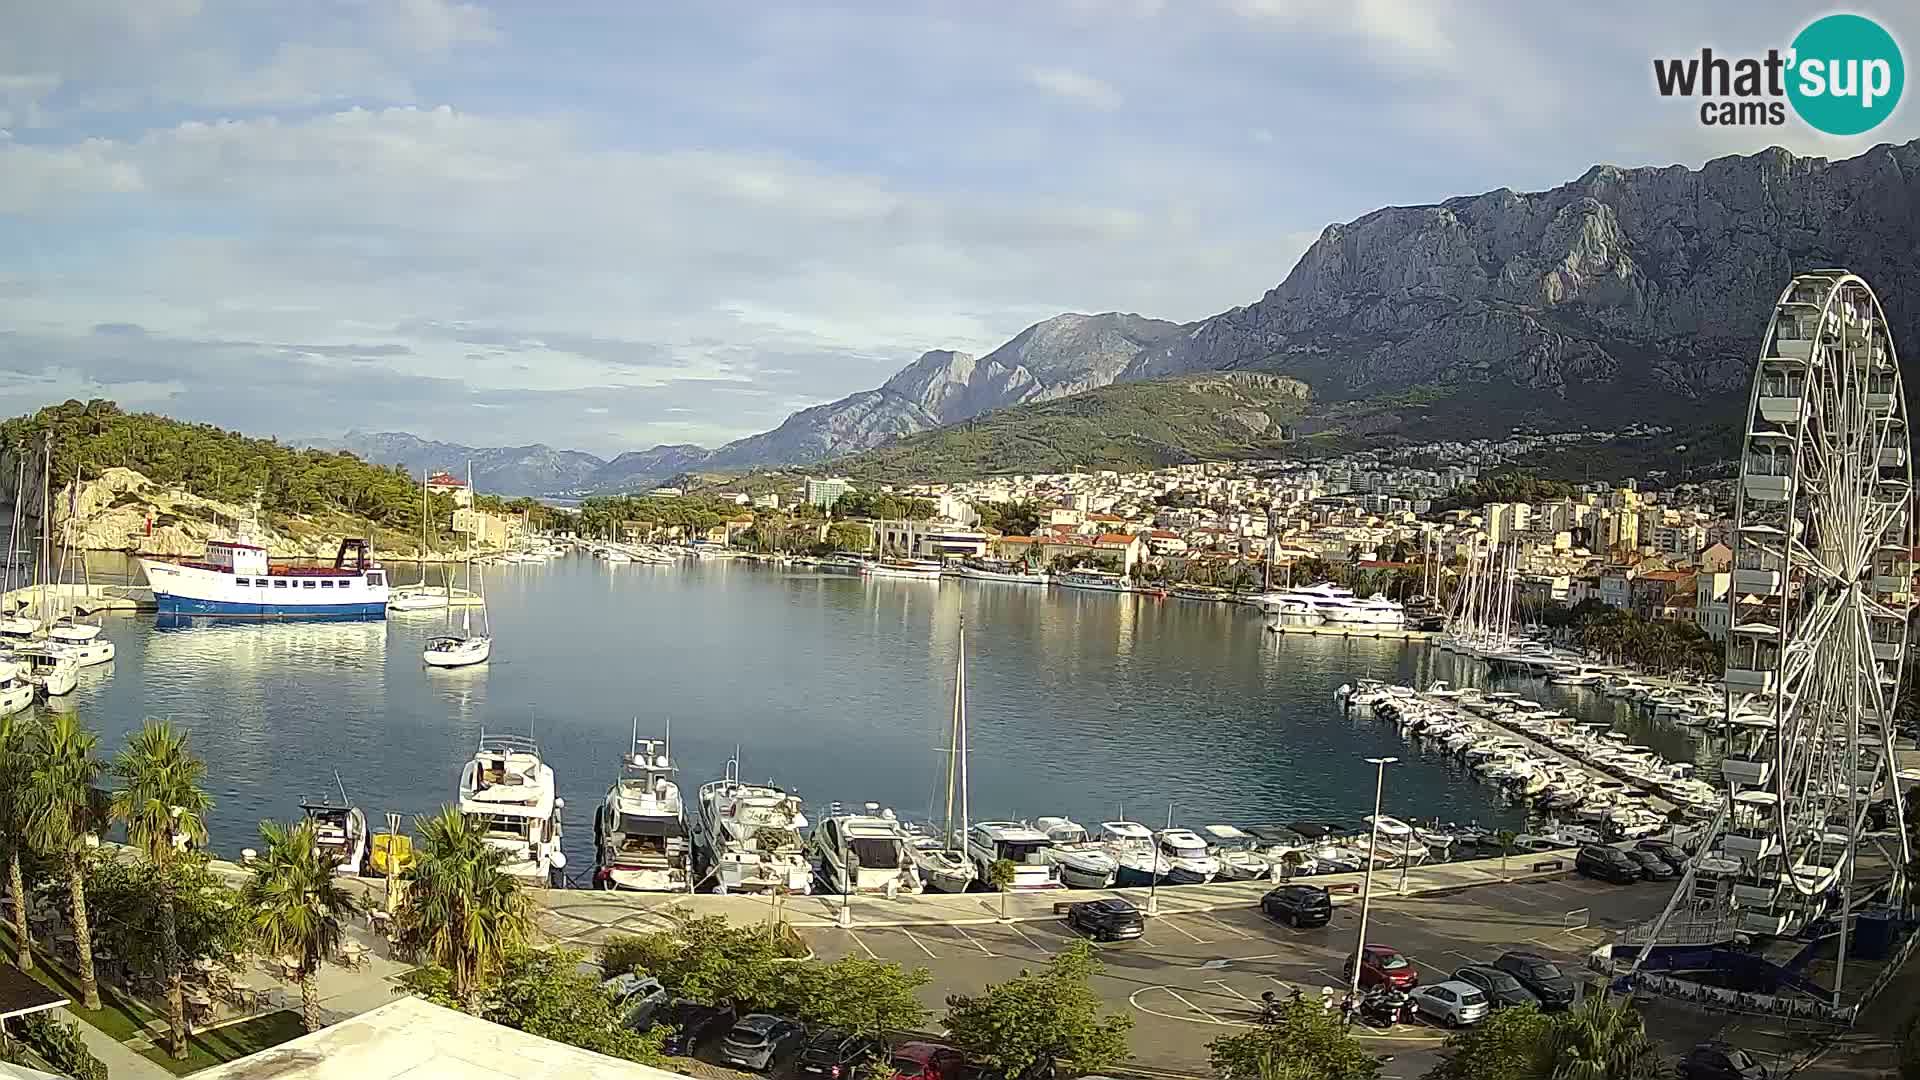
xmin=243 ymin=819 xmax=365 ymax=1032
xmin=0 ymin=713 xmax=37 ymax=971
xmin=986 ymin=858 xmax=1017 ymax=921
xmin=1531 ymin=993 xmax=1667 ymax=1080
xmin=1279 ymin=849 xmax=1307 ymax=882
xmin=111 ymin=722 xmax=211 ymax=1060
xmin=23 ymin=715 xmax=105 ymax=1010
xmin=1495 ymin=829 xmax=1518 ymax=880
xmin=397 ymin=807 xmax=532 ymax=1006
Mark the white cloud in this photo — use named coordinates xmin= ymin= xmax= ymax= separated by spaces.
xmin=373 ymin=0 xmax=501 ymax=55
xmin=1024 ymin=67 xmax=1124 ymax=110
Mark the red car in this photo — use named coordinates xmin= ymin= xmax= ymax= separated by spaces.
xmin=891 ymin=1043 xmax=967 ymax=1080
xmin=1343 ymin=945 xmax=1419 ymax=990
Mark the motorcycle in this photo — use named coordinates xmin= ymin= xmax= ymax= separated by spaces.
xmin=1357 ymin=987 xmax=1409 ymax=1028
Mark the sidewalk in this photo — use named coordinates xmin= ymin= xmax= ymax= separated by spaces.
xmin=61 ymin=1007 xmax=173 ymax=1080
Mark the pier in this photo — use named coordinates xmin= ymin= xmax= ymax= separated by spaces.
xmin=1 ymin=581 xmax=154 ymax=614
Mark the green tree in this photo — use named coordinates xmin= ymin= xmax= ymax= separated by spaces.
xmin=987 ymin=858 xmax=1017 ymax=920
xmin=242 ymin=819 xmax=366 ymax=1031
xmin=1529 ymin=994 xmax=1668 ymax=1080
xmin=784 ymin=956 xmax=930 ymax=1037
xmin=402 ymin=947 xmax=669 ymax=1065
xmin=0 ymin=714 xmax=37 ymax=971
xmin=8 ymin=1013 xmax=107 ymax=1080
xmin=80 ymin=856 xmax=250 ymax=1000
xmin=1495 ymin=830 xmax=1518 ymax=880
xmin=601 ymin=912 xmax=795 ymax=1010
xmin=1419 ymin=1005 xmax=1550 ymax=1080
xmin=110 ymin=721 xmax=211 ymax=1059
xmin=1208 ymin=997 xmax=1380 ymax=1080
xmin=943 ymin=940 xmax=1132 ymax=1077
xmin=23 ymin=715 xmax=106 ymax=1010
xmin=395 ymin=807 xmax=534 ymax=1006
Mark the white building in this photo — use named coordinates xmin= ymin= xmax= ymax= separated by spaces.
xmin=1694 ymin=572 xmax=1731 ymax=640
xmin=806 ymin=476 xmax=852 ymax=510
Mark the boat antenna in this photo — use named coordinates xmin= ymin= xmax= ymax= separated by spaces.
xmin=334 ymin=768 xmax=350 ymax=807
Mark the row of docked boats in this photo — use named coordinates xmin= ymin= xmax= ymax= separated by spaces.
xmin=1340 ymin=680 xmax=1721 ymax=841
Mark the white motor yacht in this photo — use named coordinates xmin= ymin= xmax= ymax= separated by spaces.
xmin=1201 ymin=825 xmax=1276 ymax=882
xmin=0 ymin=661 xmax=30 ymax=717
xmin=811 ymin=806 xmax=923 ymax=896
xmin=596 ymin=729 xmax=690 ymax=892
xmin=964 ymin=821 xmax=1063 ymax=890
xmin=1152 ymin=828 xmax=1219 ymax=884
xmin=695 ymin=759 xmax=812 ymax=895
xmin=1054 ymin=569 xmax=1133 ymax=593
xmin=458 ymin=733 xmax=565 ymax=882
xmin=1100 ymin=821 xmax=1163 ymax=886
xmin=1028 ymin=817 xmax=1118 ymax=888
xmin=14 ymin=645 xmax=76 ymax=697
xmin=300 ymin=798 xmax=369 ymax=875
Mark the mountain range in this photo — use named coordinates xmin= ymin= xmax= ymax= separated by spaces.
xmin=329 ymin=139 xmax=1920 ymax=494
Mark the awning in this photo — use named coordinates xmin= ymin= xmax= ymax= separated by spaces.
xmin=0 ymin=963 xmax=68 ymax=1022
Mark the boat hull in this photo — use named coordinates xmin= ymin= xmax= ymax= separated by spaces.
xmin=156 ymin=594 xmax=387 ymax=617
xmin=1056 ymin=863 xmax=1116 ymax=889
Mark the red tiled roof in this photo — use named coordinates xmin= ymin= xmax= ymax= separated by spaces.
xmin=1148 ymin=530 xmax=1181 ymax=539
xmin=427 ymin=472 xmax=466 ymax=487
xmin=1095 ymin=533 xmax=1137 ymax=546
xmin=998 ymin=536 xmax=1037 ymax=544
xmin=1088 ymin=513 xmax=1125 ymax=522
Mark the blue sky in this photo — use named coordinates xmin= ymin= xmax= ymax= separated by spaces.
xmin=1 ymin=1 xmax=1916 ymax=457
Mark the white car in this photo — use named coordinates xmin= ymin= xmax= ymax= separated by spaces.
xmin=1407 ymin=980 xmax=1490 ymax=1027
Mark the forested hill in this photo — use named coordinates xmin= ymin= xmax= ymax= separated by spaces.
xmin=0 ymin=400 xmax=428 ymax=530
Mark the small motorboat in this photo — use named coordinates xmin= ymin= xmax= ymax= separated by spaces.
xmin=1029 ymin=817 xmax=1117 ymax=888
xmin=13 ymin=646 xmax=76 ymax=697
xmin=1202 ymin=824 xmax=1277 ymax=881
xmin=424 ymin=634 xmax=492 ymax=668
xmin=301 ymin=798 xmax=369 ymax=875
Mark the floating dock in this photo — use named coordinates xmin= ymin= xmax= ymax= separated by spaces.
xmin=1267 ymin=623 xmax=1435 ymax=641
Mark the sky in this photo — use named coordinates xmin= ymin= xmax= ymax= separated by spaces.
xmin=1 ymin=1 xmax=1916 ymax=458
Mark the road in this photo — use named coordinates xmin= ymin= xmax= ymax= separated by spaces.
xmin=794 ymin=874 xmax=1676 ymax=1079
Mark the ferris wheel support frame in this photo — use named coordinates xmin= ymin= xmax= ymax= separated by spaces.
xmin=1629 ymin=270 xmax=1914 ymax=1008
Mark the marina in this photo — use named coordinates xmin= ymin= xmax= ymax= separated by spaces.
xmin=52 ymin=550 xmax=1605 ymax=881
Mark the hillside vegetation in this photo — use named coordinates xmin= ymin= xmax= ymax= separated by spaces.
xmin=834 ymin=372 xmax=1310 ymax=482
xmin=1 ymin=400 xmax=429 ymax=530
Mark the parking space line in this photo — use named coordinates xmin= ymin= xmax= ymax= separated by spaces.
xmin=1192 ymin=912 xmax=1254 ymax=939
xmin=1004 ymin=922 xmax=1046 ymax=952
xmin=1208 ymin=980 xmax=1255 ymax=1004
xmin=848 ymin=932 xmax=879 ymax=961
xmin=1160 ymin=918 xmax=1211 ymax=945
xmin=900 ymin=928 xmax=938 ymax=958
xmin=953 ymin=926 xmax=995 ymax=957
xmin=1162 ymin=988 xmax=1225 ymax=1023
xmin=1445 ymin=950 xmax=1480 ymax=966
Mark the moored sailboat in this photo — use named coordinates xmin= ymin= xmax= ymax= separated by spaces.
xmin=910 ymin=618 xmax=977 ymax=894
xmin=423 ymin=462 xmax=491 ymax=668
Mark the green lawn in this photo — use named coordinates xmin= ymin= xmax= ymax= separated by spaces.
xmin=0 ymin=928 xmax=304 ymax=1075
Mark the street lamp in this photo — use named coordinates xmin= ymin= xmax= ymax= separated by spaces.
xmin=1348 ymin=756 xmax=1397 ymax=1015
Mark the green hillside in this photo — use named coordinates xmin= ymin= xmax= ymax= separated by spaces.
xmin=1 ymin=399 xmax=430 ymax=530
xmin=834 ymin=372 xmax=1311 ymax=482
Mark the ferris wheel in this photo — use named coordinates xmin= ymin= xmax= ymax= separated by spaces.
xmin=1689 ymin=270 xmax=1916 ymax=990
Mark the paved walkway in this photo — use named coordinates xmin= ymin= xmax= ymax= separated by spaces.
xmin=61 ymin=1007 xmax=173 ymax=1080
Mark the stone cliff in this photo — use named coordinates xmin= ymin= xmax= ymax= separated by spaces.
xmin=1123 ymin=141 xmax=1920 ymax=420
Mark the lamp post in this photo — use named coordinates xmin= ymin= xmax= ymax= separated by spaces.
xmin=1348 ymin=756 xmax=1397 ymax=1016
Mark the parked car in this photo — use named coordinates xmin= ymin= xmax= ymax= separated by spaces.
xmin=1261 ymin=884 xmax=1332 ymax=928
xmin=656 ymin=999 xmax=736 ymax=1055
xmin=1406 ymin=980 xmax=1490 ymax=1027
xmin=600 ymin=973 xmax=669 ymax=1031
xmin=1067 ymin=898 xmax=1144 ymax=941
xmin=1634 ymin=838 xmax=1690 ymax=872
xmin=1576 ymin=844 xmax=1643 ymax=884
xmin=892 ymin=1042 xmax=968 ymax=1080
xmin=798 ymin=1029 xmax=884 ymax=1079
xmin=1342 ymin=944 xmax=1418 ymax=990
xmin=1450 ymin=965 xmax=1539 ymax=1009
xmin=1491 ymin=951 xmax=1575 ymax=1010
xmin=719 ymin=1014 xmax=808 ymax=1071
xmin=1677 ymin=1042 xmax=1770 ymax=1080
xmin=1623 ymin=848 xmax=1678 ymax=880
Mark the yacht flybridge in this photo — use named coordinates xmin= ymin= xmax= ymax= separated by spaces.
xmin=695 ymin=758 xmax=813 ymax=895
xmin=458 ymin=732 xmax=565 ymax=882
xmin=596 ymin=726 xmax=689 ymax=892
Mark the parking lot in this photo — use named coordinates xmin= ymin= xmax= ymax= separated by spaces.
xmin=794 ymin=875 xmax=1677 ymax=1078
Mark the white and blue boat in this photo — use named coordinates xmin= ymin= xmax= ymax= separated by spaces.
xmin=140 ymin=538 xmax=389 ymax=618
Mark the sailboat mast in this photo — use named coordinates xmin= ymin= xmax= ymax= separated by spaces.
xmin=942 ymin=618 xmax=961 ymax=850
xmin=39 ymin=431 xmax=50 ymax=625
xmin=957 ymin=617 xmax=969 ymax=852
xmin=462 ymin=459 xmax=474 ymax=635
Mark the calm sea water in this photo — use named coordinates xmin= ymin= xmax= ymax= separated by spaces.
xmin=59 ymin=554 xmax=1710 ymax=876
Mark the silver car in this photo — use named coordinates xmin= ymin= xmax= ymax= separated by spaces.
xmin=1408 ymin=980 xmax=1490 ymax=1027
